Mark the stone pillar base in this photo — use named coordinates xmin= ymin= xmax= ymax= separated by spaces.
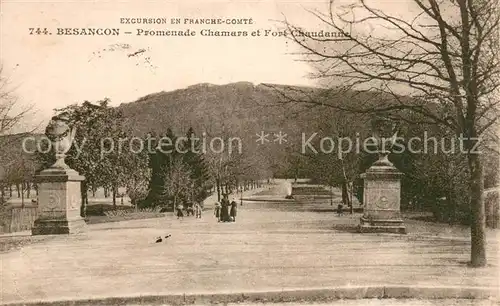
xmin=358 ymin=217 xmax=406 ymax=234
xmin=358 ymin=161 xmax=407 ymax=235
xmin=32 ymin=218 xmax=87 ymax=235
xmin=31 ymin=167 xmax=86 ymax=236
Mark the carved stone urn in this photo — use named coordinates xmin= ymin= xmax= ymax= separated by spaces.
xmin=371 ymin=116 xmax=398 ymax=166
xmin=45 ymin=113 xmax=76 ymax=169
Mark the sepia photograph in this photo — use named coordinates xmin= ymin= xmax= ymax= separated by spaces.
xmin=0 ymin=0 xmax=499 ymax=305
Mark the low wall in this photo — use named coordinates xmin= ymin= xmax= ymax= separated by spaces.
xmin=291 ymin=184 xmax=331 ymax=196
xmin=0 ymin=201 xmax=38 ymax=233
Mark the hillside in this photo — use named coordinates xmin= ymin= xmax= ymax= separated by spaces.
xmin=117 ymin=82 xmax=370 ymax=146
xmin=119 ymin=82 xmax=296 ymax=137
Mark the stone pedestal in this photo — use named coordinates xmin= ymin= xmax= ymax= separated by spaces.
xmin=358 ymin=162 xmax=406 ymax=234
xmin=32 ymin=168 xmax=86 ymax=235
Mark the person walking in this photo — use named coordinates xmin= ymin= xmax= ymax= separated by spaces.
xmin=214 ymin=202 xmax=221 ymax=222
xmin=176 ymin=203 xmax=184 ymax=220
xmin=186 ymin=202 xmax=194 ymax=216
xmin=220 ymin=194 xmax=230 ymax=222
xmin=194 ymin=202 xmax=202 ymax=218
xmin=230 ymin=199 xmax=237 ymax=222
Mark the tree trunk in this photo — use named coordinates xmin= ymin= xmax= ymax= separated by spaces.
xmin=9 ymin=185 xmax=12 ymax=197
xmin=16 ymin=183 xmax=20 ymax=198
xmin=80 ymin=181 xmax=88 ymax=218
xmin=26 ymin=182 xmax=31 ymax=198
xmin=216 ymin=178 xmax=221 ymax=202
xmin=104 ymin=187 xmax=109 ymax=198
xmin=85 ymin=191 xmax=88 ymax=216
xmin=447 ymin=188 xmax=455 ymax=225
xmin=330 ymin=184 xmax=333 ymax=206
xmin=468 ymin=152 xmax=486 ymax=267
xmin=349 ymin=182 xmax=354 ymax=214
xmin=112 ymin=186 xmax=117 ymax=208
xmin=21 ymin=181 xmax=24 ymax=207
xmin=341 ymin=181 xmax=349 ymax=206
xmin=132 ymin=199 xmax=137 ymax=212
xmin=92 ymin=187 xmax=96 ymax=197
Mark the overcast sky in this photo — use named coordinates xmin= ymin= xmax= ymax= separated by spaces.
xmin=0 ymin=0 xmax=413 ymax=132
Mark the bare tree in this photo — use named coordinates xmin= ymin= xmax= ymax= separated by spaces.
xmin=162 ymin=157 xmax=192 ymax=211
xmin=0 ymin=65 xmax=34 ymax=148
xmin=124 ymin=153 xmax=151 ymax=211
xmin=272 ymin=0 xmax=499 ymax=267
xmin=0 ymin=64 xmax=36 ymax=198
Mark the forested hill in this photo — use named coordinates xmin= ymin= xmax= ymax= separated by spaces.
xmin=117 ymin=82 xmax=335 ymax=139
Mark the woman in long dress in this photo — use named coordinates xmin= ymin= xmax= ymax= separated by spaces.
xmin=220 ymin=197 xmax=230 ymax=222
xmin=176 ymin=203 xmax=184 ymax=220
xmin=230 ymin=200 xmax=237 ymax=222
xmin=194 ymin=202 xmax=202 ymax=218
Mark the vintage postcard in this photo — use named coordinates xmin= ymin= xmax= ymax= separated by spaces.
xmin=0 ymin=0 xmax=499 ymax=305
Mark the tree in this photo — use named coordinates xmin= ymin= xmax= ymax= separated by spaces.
xmin=180 ymin=127 xmax=212 ymax=203
xmin=204 ymin=134 xmax=238 ymax=201
xmin=277 ymin=0 xmax=499 ymax=267
xmin=142 ymin=127 xmax=211 ymax=209
xmin=123 ymin=148 xmax=150 ymax=210
xmin=0 ymin=65 xmax=36 ymax=203
xmin=142 ymin=128 xmax=178 ymax=208
xmin=0 ymin=65 xmax=33 ymax=144
xmin=162 ymin=157 xmax=192 ymax=211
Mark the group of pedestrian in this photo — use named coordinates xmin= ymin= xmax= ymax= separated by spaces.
xmin=176 ymin=201 xmax=202 ymax=220
xmin=214 ymin=194 xmax=237 ymax=222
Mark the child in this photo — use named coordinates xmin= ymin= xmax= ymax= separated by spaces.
xmin=186 ymin=202 xmax=194 ymax=216
xmin=214 ymin=202 xmax=221 ymax=222
xmin=337 ymin=203 xmax=344 ymax=217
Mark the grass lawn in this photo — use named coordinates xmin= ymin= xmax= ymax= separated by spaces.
xmin=84 ymin=203 xmax=165 ymax=224
xmin=85 ymin=212 xmax=165 ymax=224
